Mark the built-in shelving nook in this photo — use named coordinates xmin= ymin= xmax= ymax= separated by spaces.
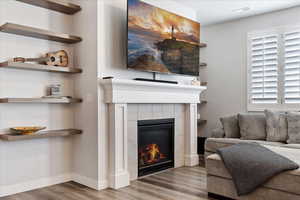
xmin=0 ymin=0 xmax=83 ymax=141
xmin=198 ymin=43 xmax=207 ymax=128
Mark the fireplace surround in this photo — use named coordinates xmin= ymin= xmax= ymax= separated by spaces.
xmin=138 ymin=118 xmax=175 ymax=177
xmin=100 ymin=79 xmax=206 ymax=189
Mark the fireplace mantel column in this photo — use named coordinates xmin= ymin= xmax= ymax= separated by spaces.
xmin=184 ymin=103 xmax=199 ymax=166
xmin=108 ymin=103 xmax=130 ymax=189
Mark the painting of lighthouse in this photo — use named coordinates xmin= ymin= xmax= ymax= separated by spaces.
xmin=127 ymin=0 xmax=201 ymax=76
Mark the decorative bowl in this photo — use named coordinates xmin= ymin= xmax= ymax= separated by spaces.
xmin=10 ymin=126 xmax=46 ymax=135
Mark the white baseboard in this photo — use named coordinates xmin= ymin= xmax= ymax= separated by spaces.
xmin=72 ymin=173 xmax=108 ymax=190
xmin=0 ymin=173 xmax=108 ymax=197
xmin=0 ymin=173 xmax=72 ymax=197
xmin=184 ymin=154 xmax=200 ymax=166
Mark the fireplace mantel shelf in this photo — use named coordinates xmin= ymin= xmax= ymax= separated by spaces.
xmin=100 ymin=79 xmax=207 ymax=104
xmin=100 ymin=78 xmax=207 ymax=189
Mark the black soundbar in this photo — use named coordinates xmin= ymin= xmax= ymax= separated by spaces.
xmin=134 ymin=78 xmax=178 ymax=84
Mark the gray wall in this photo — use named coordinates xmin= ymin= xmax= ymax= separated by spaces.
xmin=199 ymin=6 xmax=300 ymax=137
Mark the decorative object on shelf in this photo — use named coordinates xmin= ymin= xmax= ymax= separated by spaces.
xmin=191 ymin=78 xmax=201 ymax=86
xmin=0 ymin=23 xmax=82 ymax=44
xmin=10 ymin=126 xmax=46 ymax=135
xmin=47 ymin=84 xmax=62 ymax=97
xmin=16 ymin=0 xmax=82 ymax=15
xmin=199 ymin=43 xmax=207 ymax=48
xmin=200 ymin=62 xmax=207 ymax=67
xmin=201 ymin=82 xmax=207 ymax=86
xmin=13 ymin=50 xmax=69 ymax=67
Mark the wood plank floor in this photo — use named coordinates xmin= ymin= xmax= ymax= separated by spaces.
xmin=1 ymin=166 xmax=217 ymax=200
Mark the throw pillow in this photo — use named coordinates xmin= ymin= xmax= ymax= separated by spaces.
xmin=264 ymin=110 xmax=288 ymax=142
xmin=287 ymin=112 xmax=300 ymax=144
xmin=238 ymin=113 xmax=266 ymax=140
xmin=220 ymin=115 xmax=240 ymax=138
xmin=211 ymin=127 xmax=225 ymax=138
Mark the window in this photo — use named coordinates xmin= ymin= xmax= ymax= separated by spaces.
xmin=247 ymin=26 xmax=300 ymax=111
xmin=284 ymin=31 xmax=300 ymax=104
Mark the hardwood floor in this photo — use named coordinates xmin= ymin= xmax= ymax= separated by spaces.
xmin=1 ymin=167 xmax=217 ymax=200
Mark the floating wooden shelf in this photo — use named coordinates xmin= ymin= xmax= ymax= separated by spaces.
xmin=16 ymin=0 xmax=81 ymax=15
xmin=201 ymin=82 xmax=208 ymax=86
xmin=0 ymin=129 xmax=82 ymax=141
xmin=200 ymin=63 xmax=207 ymax=67
xmin=199 ymin=100 xmax=207 ymax=105
xmin=197 ymin=119 xmax=207 ymax=126
xmin=0 ymin=97 xmax=82 ymax=104
xmin=199 ymin=43 xmax=207 ymax=48
xmin=0 ymin=61 xmax=82 ymax=74
xmin=0 ymin=23 xmax=82 ymax=44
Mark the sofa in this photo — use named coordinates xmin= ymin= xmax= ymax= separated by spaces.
xmin=205 ymin=111 xmax=300 ymax=200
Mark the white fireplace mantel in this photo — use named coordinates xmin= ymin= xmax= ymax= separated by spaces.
xmin=100 ymin=79 xmax=206 ymax=189
xmin=100 ymin=79 xmax=206 ymax=104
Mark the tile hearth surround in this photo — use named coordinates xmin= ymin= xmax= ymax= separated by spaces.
xmin=100 ymin=79 xmax=206 ymax=189
xmin=128 ymin=104 xmax=185 ymax=180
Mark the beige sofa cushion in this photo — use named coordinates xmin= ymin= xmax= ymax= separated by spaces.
xmin=265 ymin=110 xmax=288 ymax=142
xmin=205 ymin=138 xmax=284 ymax=153
xmin=207 ymin=175 xmax=300 ymax=200
xmin=238 ymin=113 xmax=266 ymax=140
xmin=287 ymin=112 xmax=300 ymax=144
xmin=220 ymin=115 xmax=240 ymax=138
xmin=206 ymin=145 xmax=300 ymax=196
xmin=211 ymin=127 xmax=225 ymax=138
xmin=282 ymin=144 xmax=300 ymax=150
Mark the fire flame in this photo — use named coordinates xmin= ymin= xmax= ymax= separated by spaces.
xmin=139 ymin=144 xmax=166 ymax=165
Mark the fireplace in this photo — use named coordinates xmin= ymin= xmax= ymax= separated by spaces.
xmin=138 ymin=118 xmax=175 ymax=177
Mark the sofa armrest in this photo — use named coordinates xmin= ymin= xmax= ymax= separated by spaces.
xmin=211 ymin=128 xmax=225 ymax=138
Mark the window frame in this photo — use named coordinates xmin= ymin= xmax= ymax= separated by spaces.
xmin=247 ymin=25 xmax=300 ymax=112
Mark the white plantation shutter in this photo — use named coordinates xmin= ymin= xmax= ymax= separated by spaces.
xmin=284 ymin=30 xmax=300 ymax=104
xmin=249 ymin=34 xmax=279 ymax=104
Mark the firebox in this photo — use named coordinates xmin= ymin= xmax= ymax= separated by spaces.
xmin=138 ymin=118 xmax=174 ymax=177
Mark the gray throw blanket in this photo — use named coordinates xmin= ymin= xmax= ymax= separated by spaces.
xmin=217 ymin=143 xmax=299 ymax=196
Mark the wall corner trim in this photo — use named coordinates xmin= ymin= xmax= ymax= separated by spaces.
xmin=72 ymin=173 xmax=108 ymax=190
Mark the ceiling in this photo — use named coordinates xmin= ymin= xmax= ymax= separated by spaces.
xmin=171 ymin=0 xmax=300 ymax=26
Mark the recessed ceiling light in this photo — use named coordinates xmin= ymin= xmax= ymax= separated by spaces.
xmin=232 ymin=7 xmax=251 ymax=13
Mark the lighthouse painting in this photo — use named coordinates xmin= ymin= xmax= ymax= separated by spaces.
xmin=127 ymin=0 xmax=201 ymax=76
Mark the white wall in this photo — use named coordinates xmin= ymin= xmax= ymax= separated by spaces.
xmin=200 ymin=6 xmax=300 ymax=137
xmin=0 ymin=0 xmax=75 ymax=196
xmin=97 ymin=0 xmax=199 ymax=188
